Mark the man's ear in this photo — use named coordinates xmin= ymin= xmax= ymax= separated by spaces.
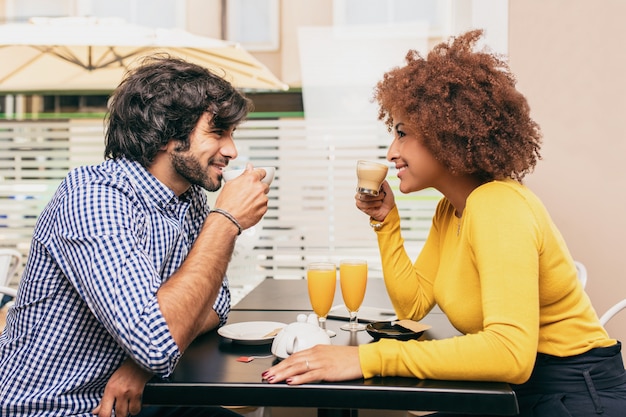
xmin=161 ymin=139 xmax=176 ymax=151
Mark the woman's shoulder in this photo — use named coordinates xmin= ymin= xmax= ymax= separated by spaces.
xmin=468 ymin=179 xmax=548 ymax=220
xmin=470 ymin=179 xmax=539 ymax=204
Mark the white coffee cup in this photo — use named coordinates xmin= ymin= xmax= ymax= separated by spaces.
xmin=222 ymin=166 xmax=275 ymax=185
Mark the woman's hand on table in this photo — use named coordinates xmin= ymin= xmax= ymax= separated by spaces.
xmin=262 ymin=345 xmax=362 ymax=385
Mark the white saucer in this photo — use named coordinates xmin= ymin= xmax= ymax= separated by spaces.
xmin=218 ymin=321 xmax=286 ymax=345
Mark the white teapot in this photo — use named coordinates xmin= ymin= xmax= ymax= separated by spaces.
xmin=271 ymin=313 xmax=331 ymax=359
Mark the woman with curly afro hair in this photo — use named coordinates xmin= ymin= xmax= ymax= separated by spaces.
xmin=263 ymin=30 xmax=626 ymax=416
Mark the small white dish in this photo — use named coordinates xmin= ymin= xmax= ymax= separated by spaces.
xmin=218 ymin=321 xmax=286 ymax=345
xmin=222 ymin=166 xmax=275 ymax=185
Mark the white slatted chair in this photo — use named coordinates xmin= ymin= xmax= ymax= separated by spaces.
xmin=0 ymin=249 xmax=21 ymax=298
xmin=0 ymin=249 xmax=21 ymax=331
xmin=0 ymin=285 xmax=17 ymax=298
xmin=575 ymin=260 xmax=587 ymax=289
xmin=600 ymin=299 xmax=626 ymax=326
xmin=574 ymin=261 xmax=626 ymax=328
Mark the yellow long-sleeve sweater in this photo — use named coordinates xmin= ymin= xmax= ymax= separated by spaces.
xmin=359 ymin=179 xmax=614 ymax=384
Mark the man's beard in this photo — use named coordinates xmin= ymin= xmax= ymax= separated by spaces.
xmin=170 ymin=151 xmax=222 ymax=192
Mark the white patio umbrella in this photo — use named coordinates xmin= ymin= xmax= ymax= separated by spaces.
xmin=0 ymin=16 xmax=288 ymax=93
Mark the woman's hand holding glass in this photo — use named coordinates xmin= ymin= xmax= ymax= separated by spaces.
xmin=355 ymin=180 xmax=395 ymax=222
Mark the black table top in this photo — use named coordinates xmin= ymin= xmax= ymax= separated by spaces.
xmin=233 ymin=277 xmax=444 ymax=322
xmin=143 ymin=306 xmax=518 ymax=415
xmin=232 ymin=278 xmax=393 ymax=311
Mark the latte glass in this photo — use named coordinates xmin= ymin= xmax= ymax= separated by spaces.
xmin=356 ymin=160 xmax=388 ymax=196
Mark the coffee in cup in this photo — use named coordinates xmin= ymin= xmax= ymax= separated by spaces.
xmin=356 ymin=160 xmax=388 ymax=196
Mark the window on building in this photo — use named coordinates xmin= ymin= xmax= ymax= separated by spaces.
xmin=4 ymin=0 xmax=184 ymax=28
xmin=226 ymin=0 xmax=279 ymax=51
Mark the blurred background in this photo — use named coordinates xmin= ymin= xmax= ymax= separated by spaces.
xmin=1 ymin=0 xmax=625 ymax=356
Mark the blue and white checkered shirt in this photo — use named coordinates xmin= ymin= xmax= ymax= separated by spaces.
xmin=0 ymin=157 xmax=230 ymax=416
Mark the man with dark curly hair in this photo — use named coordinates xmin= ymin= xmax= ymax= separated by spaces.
xmin=262 ymin=30 xmax=626 ymax=416
xmin=0 ymin=55 xmax=270 ymax=416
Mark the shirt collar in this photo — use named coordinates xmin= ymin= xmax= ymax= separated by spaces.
xmin=116 ymin=157 xmax=179 ymax=209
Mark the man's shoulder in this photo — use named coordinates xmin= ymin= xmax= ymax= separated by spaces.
xmin=65 ymin=159 xmax=143 ymax=192
xmin=66 ymin=159 xmax=124 ymax=182
xmin=56 ymin=160 xmax=141 ymax=207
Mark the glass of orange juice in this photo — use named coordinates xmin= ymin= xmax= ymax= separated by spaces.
xmin=307 ymin=262 xmax=337 ymax=336
xmin=339 ymin=259 xmax=368 ymax=331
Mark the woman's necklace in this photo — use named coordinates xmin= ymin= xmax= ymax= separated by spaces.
xmin=454 ymin=212 xmax=462 ymax=237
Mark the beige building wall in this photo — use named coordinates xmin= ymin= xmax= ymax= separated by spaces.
xmin=241 ymin=0 xmax=334 ymax=88
xmin=509 ymin=1 xmax=626 ymax=347
xmin=186 ymin=0 xmax=222 ymax=40
xmin=185 ymin=0 xmax=333 ymax=88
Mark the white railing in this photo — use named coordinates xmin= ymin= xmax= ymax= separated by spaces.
xmin=0 ymin=118 xmax=441 ymax=296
